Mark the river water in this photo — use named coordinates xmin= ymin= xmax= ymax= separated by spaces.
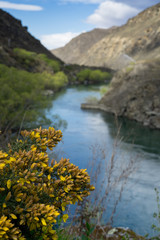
xmin=45 ymin=85 xmax=160 ymax=237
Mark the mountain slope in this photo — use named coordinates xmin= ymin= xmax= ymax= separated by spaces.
xmin=81 ymin=58 xmax=160 ymax=129
xmin=0 ymin=9 xmax=62 ymax=67
xmin=79 ymin=3 xmax=160 ymax=129
xmin=99 ymin=59 xmax=160 ymax=129
xmin=52 ymin=3 xmax=160 ymax=70
xmin=52 ymin=28 xmax=114 ymax=65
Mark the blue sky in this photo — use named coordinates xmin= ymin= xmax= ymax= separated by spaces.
xmin=0 ymin=0 xmax=159 ymax=49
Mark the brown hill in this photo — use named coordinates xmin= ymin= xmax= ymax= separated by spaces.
xmin=80 ymin=3 xmax=160 ymax=129
xmin=99 ymin=59 xmax=160 ymax=129
xmin=52 ymin=3 xmax=160 ymax=70
xmin=52 ymin=28 xmax=114 ymax=65
xmin=0 ymin=8 xmax=62 ymax=67
xmin=82 ymin=58 xmax=160 ymax=129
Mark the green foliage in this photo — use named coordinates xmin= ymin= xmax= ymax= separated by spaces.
xmin=77 ymin=69 xmax=92 ymax=83
xmin=121 ymin=234 xmax=130 ymax=240
xmin=13 ymin=48 xmax=60 ymax=73
xmin=13 ymin=48 xmax=37 ymax=68
xmin=13 ymin=48 xmax=37 ymax=60
xmin=100 ymin=85 xmax=110 ymax=96
xmin=76 ymin=69 xmax=112 ymax=84
xmin=0 ymin=127 xmax=94 ymax=239
xmin=38 ymin=54 xmax=60 ymax=72
xmin=56 ymin=219 xmax=76 ymax=240
xmin=0 ymin=61 xmax=68 ymax=133
xmin=89 ymin=70 xmax=111 ymax=83
xmin=51 ymin=72 xmax=68 ymax=90
xmin=0 ymin=64 xmax=49 ymax=132
xmin=40 ymin=71 xmax=68 ymax=91
xmin=81 ymin=222 xmax=95 ymax=240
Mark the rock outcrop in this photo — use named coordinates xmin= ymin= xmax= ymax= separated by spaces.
xmin=52 ymin=3 xmax=160 ymax=70
xmin=82 ymin=59 xmax=160 ymax=129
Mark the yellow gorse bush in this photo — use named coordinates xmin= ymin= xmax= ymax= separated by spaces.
xmin=0 ymin=127 xmax=94 ymax=240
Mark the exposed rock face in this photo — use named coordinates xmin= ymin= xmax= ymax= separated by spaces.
xmin=82 ymin=60 xmax=160 ymax=129
xmin=52 ymin=28 xmax=114 ymax=65
xmin=0 ymin=9 xmax=61 ymax=65
xmin=52 ymin=3 xmax=160 ymax=70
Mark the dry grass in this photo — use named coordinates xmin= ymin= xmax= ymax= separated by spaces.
xmin=66 ymin=123 xmax=138 ymax=239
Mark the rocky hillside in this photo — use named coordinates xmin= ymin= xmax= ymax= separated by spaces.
xmin=80 ymin=3 xmax=160 ymax=129
xmin=52 ymin=28 xmax=114 ymax=65
xmin=0 ymin=9 xmax=62 ymax=67
xmin=52 ymin=3 xmax=160 ymax=70
xmin=82 ymin=59 xmax=160 ymax=129
xmin=100 ymin=60 xmax=160 ymax=129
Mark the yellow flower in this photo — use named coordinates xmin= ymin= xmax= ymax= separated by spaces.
xmin=3 ymin=203 xmax=7 ymax=208
xmin=60 ymin=175 xmax=65 ymax=181
xmin=48 ymin=175 xmax=51 ymax=180
xmin=41 ymin=218 xmax=47 ymax=226
xmin=35 ymin=132 xmax=40 ymax=138
xmin=7 ymin=179 xmax=11 ymax=189
xmin=5 ymin=157 xmax=16 ymax=164
xmin=0 ymin=163 xmax=5 ymax=169
xmin=62 ymin=214 xmax=68 ymax=223
xmin=31 ymin=145 xmax=37 ymax=151
xmin=10 ymin=214 xmax=17 ymax=219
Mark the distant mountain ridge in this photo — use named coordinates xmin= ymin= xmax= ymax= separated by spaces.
xmin=79 ymin=3 xmax=160 ymax=129
xmin=52 ymin=28 xmax=115 ymax=65
xmin=0 ymin=9 xmax=62 ymax=66
xmin=52 ymin=3 xmax=160 ymax=70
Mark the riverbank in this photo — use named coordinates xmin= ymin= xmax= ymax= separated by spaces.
xmin=46 ymin=86 xmax=160 ymax=237
xmin=93 ymin=60 xmax=160 ymax=130
xmin=60 ymin=225 xmax=146 ymax=239
xmin=81 ymin=100 xmax=160 ymax=130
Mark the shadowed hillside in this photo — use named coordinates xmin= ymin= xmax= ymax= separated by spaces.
xmin=0 ymin=8 xmax=62 ymax=67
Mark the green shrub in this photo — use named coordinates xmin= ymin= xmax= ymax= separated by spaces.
xmin=13 ymin=48 xmax=61 ymax=73
xmin=40 ymin=71 xmax=68 ymax=91
xmin=13 ymin=48 xmax=37 ymax=60
xmin=76 ymin=69 xmax=92 ymax=83
xmin=13 ymin=48 xmax=37 ymax=67
xmin=38 ymin=54 xmax=60 ymax=72
xmin=0 ymin=64 xmax=50 ymax=132
xmin=89 ymin=70 xmax=103 ymax=82
xmin=89 ymin=70 xmax=112 ymax=82
xmin=76 ymin=69 xmax=112 ymax=84
xmin=52 ymin=72 xmax=68 ymax=90
xmin=0 ymin=63 xmax=69 ymax=133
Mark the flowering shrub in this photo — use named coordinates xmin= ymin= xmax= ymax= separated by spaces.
xmin=0 ymin=127 xmax=94 ymax=239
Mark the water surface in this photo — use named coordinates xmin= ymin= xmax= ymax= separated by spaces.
xmin=46 ymin=85 xmax=160 ymax=236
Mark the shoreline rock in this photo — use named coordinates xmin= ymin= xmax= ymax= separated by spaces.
xmin=81 ymin=59 xmax=160 ymax=130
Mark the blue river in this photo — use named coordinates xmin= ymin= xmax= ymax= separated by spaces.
xmin=45 ymin=85 xmax=160 ymax=237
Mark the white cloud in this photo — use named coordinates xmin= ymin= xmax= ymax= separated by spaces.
xmin=40 ymin=32 xmax=81 ymax=50
xmin=0 ymin=1 xmax=43 ymax=11
xmin=86 ymin=1 xmax=140 ymax=28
